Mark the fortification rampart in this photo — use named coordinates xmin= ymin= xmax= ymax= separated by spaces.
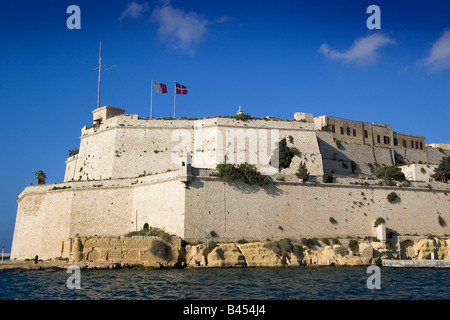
xmin=66 ymin=113 xmax=323 ymax=181
xmin=12 ymin=168 xmax=450 ymax=260
xmin=184 ymin=175 xmax=450 ymax=242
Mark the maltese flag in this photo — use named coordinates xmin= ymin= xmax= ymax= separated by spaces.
xmin=175 ymin=82 xmax=188 ymax=95
xmin=153 ymin=82 xmax=168 ymax=93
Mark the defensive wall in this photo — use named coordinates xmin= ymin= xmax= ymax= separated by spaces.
xmin=65 ymin=108 xmax=323 ymax=181
xmin=11 ymin=166 xmax=450 ymax=260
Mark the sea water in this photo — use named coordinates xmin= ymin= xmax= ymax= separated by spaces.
xmin=0 ymin=267 xmax=449 ymax=300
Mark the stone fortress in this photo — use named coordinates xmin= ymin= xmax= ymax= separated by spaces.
xmin=11 ymin=106 xmax=450 ymax=260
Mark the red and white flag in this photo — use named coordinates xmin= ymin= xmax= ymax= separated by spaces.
xmin=175 ymin=82 xmax=188 ymax=95
xmin=154 ymin=82 xmax=168 ymax=93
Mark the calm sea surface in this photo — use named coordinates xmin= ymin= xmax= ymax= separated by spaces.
xmin=0 ymin=267 xmax=449 ymax=300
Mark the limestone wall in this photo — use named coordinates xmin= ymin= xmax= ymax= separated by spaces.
xmin=11 ymin=185 xmax=73 ymax=260
xmin=131 ymin=176 xmax=186 ymax=238
xmin=184 ymin=176 xmax=450 ymax=242
xmin=66 ymin=114 xmax=323 ymax=181
xmin=11 ymin=172 xmax=187 ymax=260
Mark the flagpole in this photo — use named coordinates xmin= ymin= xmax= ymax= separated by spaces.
xmin=173 ymin=81 xmax=176 ymax=118
xmin=150 ymin=80 xmax=153 ymax=118
xmin=96 ymin=42 xmax=102 ymax=109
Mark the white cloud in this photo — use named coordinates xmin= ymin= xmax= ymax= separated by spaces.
xmin=151 ymin=1 xmax=228 ymax=53
xmin=119 ymin=2 xmax=150 ymax=21
xmin=420 ymin=30 xmax=450 ymax=72
xmin=319 ymin=33 xmax=396 ymax=65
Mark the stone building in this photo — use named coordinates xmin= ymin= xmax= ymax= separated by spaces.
xmin=10 ymin=106 xmax=450 ymax=260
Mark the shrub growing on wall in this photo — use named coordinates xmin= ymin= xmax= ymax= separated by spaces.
xmin=68 ymin=148 xmax=79 ymax=157
xmin=295 ymin=161 xmax=310 ymax=182
xmin=431 ymin=156 xmax=450 ymax=183
xmin=387 ymin=192 xmax=400 ymax=203
xmin=323 ymin=170 xmax=333 ymax=183
xmin=234 ymin=112 xmax=252 ymax=121
xmin=276 ymin=138 xmax=300 ymax=170
xmin=376 ymin=165 xmax=405 ymax=181
xmin=213 ymin=162 xmax=269 ymax=188
xmin=373 ymin=217 xmax=386 ymax=227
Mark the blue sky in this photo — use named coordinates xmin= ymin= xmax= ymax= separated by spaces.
xmin=1 ymin=0 xmax=449 ymax=252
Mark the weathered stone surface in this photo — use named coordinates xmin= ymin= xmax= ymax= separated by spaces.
xmin=207 ymin=244 xmax=246 ymax=268
xmin=185 ymin=245 xmax=208 ymax=267
xmin=25 ymin=237 xmax=449 ymax=272
xmin=236 ymin=242 xmax=284 ymax=267
xmin=408 ymin=238 xmax=450 ymax=260
xmin=359 ymin=243 xmax=374 ymax=259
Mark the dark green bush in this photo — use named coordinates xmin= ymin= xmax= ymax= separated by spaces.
xmin=387 ymin=192 xmax=400 ymax=203
xmin=234 ymin=113 xmax=252 ymax=121
xmin=300 ymin=237 xmax=320 ymax=248
xmin=323 ymin=170 xmax=333 ymax=183
xmin=68 ymin=148 xmax=79 ymax=157
xmin=431 ymin=156 xmax=450 ymax=182
xmin=213 ymin=162 xmax=269 ymax=188
xmin=276 ymin=138 xmax=299 ymax=170
xmin=376 ymin=165 xmax=405 ymax=181
xmin=295 ymin=161 xmax=310 ymax=182
xmin=374 ymin=217 xmax=386 ymax=227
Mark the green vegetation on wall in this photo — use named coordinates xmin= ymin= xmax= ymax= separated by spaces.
xmin=376 ymin=165 xmax=405 ymax=181
xmin=213 ymin=162 xmax=269 ymax=188
xmin=432 ymin=156 xmax=450 ymax=183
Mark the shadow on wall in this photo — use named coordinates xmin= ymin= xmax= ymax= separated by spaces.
xmin=187 ymin=174 xmax=282 ymax=196
xmin=317 ymin=137 xmax=361 ymax=176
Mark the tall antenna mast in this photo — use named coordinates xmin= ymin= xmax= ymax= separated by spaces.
xmin=94 ymin=42 xmax=117 ymax=109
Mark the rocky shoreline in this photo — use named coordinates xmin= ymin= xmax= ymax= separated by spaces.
xmin=2 ymin=236 xmax=449 ymax=271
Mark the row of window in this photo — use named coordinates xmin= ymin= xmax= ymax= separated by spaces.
xmin=331 ymin=125 xmax=357 ymax=137
xmin=330 ymin=124 xmax=423 ymax=149
xmin=394 ymin=138 xmax=423 ymax=150
xmin=331 ymin=124 xmax=390 ymax=145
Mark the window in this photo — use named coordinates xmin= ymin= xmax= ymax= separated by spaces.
xmin=384 ymin=136 xmax=390 ymax=145
xmin=340 ymin=127 xmax=344 ymax=135
xmin=394 ymin=138 xmax=398 ymax=146
xmin=377 ymin=135 xmax=380 ymax=143
xmin=346 ymin=127 xmax=350 ymax=136
xmin=415 ymin=141 xmax=419 ymax=149
xmin=411 ymin=141 xmax=414 ymax=148
xmin=420 ymin=142 xmax=423 ymax=150
xmin=331 ymin=124 xmax=335 ymax=133
xmin=364 ymin=130 xmax=368 ymax=139
xmin=402 ymin=139 xmax=407 ymax=148
xmin=353 ymin=129 xmax=356 ymax=137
